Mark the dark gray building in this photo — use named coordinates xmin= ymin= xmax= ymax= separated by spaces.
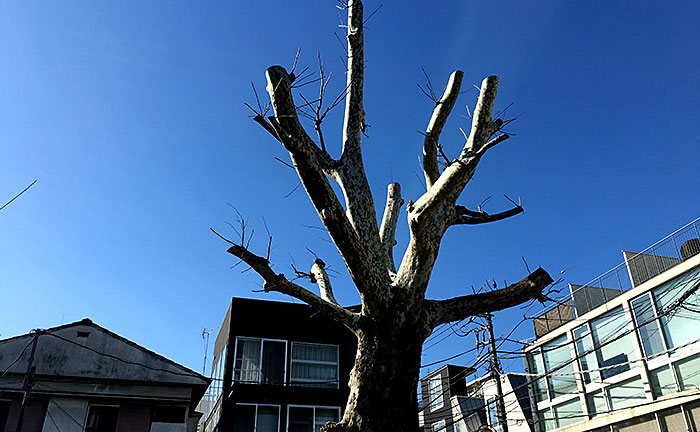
xmin=198 ymin=297 xmax=357 ymax=432
xmin=0 ymin=319 xmax=209 ymax=432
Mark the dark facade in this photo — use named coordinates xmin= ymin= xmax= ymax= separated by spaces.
xmin=419 ymin=365 xmax=474 ymax=432
xmin=419 ymin=365 xmax=534 ymax=432
xmin=0 ymin=319 xmax=209 ymax=432
xmin=199 ymin=297 xmax=357 ymax=432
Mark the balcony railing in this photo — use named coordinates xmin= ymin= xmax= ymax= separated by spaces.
xmin=197 ymin=391 xmax=222 ymax=432
xmin=532 ymin=216 xmax=700 ymax=338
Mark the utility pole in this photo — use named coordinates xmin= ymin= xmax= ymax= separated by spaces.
xmin=485 ymin=313 xmax=508 ymax=432
xmin=16 ymin=330 xmax=40 ymax=432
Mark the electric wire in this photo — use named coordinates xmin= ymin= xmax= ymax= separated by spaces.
xmin=425 ymin=278 xmax=700 ymax=431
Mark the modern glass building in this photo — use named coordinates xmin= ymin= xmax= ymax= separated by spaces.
xmin=524 ymin=217 xmax=700 ymax=432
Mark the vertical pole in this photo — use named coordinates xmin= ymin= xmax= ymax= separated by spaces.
xmin=486 ymin=314 xmax=508 ymax=432
xmin=16 ymin=330 xmax=40 ymax=432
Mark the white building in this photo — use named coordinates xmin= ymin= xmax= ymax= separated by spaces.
xmin=524 ymin=217 xmax=700 ymax=432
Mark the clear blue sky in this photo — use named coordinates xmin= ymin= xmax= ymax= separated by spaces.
xmin=2 ymin=1 xmax=699 ymax=377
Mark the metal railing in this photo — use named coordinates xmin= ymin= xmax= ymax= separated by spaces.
xmin=532 ymin=216 xmax=700 ymax=337
xmin=197 ymin=391 xmax=222 ymax=432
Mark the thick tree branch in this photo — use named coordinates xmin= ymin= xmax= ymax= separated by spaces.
xmin=226 ymin=244 xmax=359 ymax=329
xmin=310 ymin=258 xmax=338 ymax=304
xmin=332 ymin=0 xmax=387 ymax=294
xmin=422 ymin=71 xmax=464 ymax=189
xmin=266 ymin=66 xmax=386 ymax=306
xmin=379 ymin=183 xmax=403 ymax=274
xmin=341 ymin=0 xmax=364 ymax=161
xmin=460 ymin=76 xmax=501 ymax=157
xmin=410 ymin=76 xmax=503 ymax=228
xmin=426 ymin=267 xmax=553 ymax=327
xmin=451 ymin=204 xmax=523 ymax=226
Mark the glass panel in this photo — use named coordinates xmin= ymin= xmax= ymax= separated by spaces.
xmin=261 ymin=340 xmax=285 ymax=385
xmin=233 ymin=405 xmax=256 ymax=432
xmin=235 ymin=338 xmax=261 ymax=383
xmin=527 ymin=350 xmax=548 ymax=402
xmin=674 ymin=353 xmax=700 ymax=390
xmin=655 ymin=266 xmax=700 ymax=349
xmin=574 ymin=325 xmax=600 ymax=383
xmin=543 ymin=335 xmax=576 ymax=398
xmin=314 ymin=408 xmax=339 ymax=432
xmin=649 ymin=365 xmax=676 ymax=397
xmin=291 ymin=343 xmax=339 ymax=388
xmin=292 ymin=343 xmax=338 ymax=363
xmin=658 ymin=407 xmax=685 ymax=432
xmin=289 ymin=407 xmax=314 ymax=432
xmin=429 ymin=377 xmax=444 ymax=411
xmin=537 ymin=409 xmax=556 ymax=432
xmin=590 ymin=307 xmax=636 ymax=379
xmin=257 ymin=406 xmax=280 ymax=432
xmin=632 ymin=294 xmax=666 ymax=356
xmin=432 ymin=419 xmax=446 ymax=432
xmin=586 ymin=390 xmax=608 ymax=417
xmin=554 ymin=398 xmax=583 ymax=428
xmin=85 ymin=406 xmax=119 ymax=432
xmin=607 ymin=376 xmax=646 ymax=410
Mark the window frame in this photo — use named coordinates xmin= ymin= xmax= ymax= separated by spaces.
xmin=85 ymin=404 xmax=120 ymax=432
xmin=428 ymin=376 xmax=444 ymax=412
xmin=431 ymin=419 xmax=446 ymax=432
xmin=233 ymin=336 xmax=288 ymax=385
xmin=289 ymin=341 xmax=340 ymax=389
xmin=234 ymin=403 xmax=281 ymax=432
xmin=286 ymin=404 xmax=341 ymax=432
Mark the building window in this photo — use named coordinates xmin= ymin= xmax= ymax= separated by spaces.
xmin=487 ymin=397 xmax=499 ymax=430
xmin=287 ymin=405 xmax=340 ymax=432
xmin=428 ymin=376 xmax=444 ymax=411
xmin=573 ymin=324 xmax=601 ymax=383
xmin=151 ymin=406 xmax=186 ymax=423
xmin=527 ymin=349 xmax=548 ymax=403
xmin=552 ymin=398 xmax=583 ymax=428
xmin=234 ymin=404 xmax=280 ymax=432
xmin=649 ymin=365 xmax=677 ymax=397
xmin=653 ymin=265 xmax=700 ymax=350
xmin=85 ymin=405 xmax=119 ymax=432
xmin=233 ymin=337 xmax=286 ymax=385
xmin=527 ymin=335 xmax=576 ymax=404
xmin=631 ymin=293 xmax=667 ymax=357
xmin=589 ymin=307 xmax=636 ymax=379
xmin=290 ymin=342 xmax=339 ymax=388
xmin=432 ymin=419 xmax=446 ymax=432
xmin=607 ymin=376 xmax=645 ymax=411
xmin=543 ymin=335 xmax=576 ymax=398
xmin=629 ymin=265 xmax=700 ymax=358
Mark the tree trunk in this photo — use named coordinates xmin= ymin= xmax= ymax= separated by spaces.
xmin=326 ymin=317 xmax=427 ymax=432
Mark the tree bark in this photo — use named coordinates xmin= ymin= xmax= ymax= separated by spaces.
xmin=325 ymin=314 xmax=429 ymax=432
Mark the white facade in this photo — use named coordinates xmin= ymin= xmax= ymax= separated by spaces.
xmin=524 ymin=222 xmax=700 ymax=432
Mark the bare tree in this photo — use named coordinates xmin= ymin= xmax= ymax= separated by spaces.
xmin=223 ymin=1 xmax=553 ymax=431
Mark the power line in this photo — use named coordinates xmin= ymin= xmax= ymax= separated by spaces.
xmin=0 ymin=180 xmax=37 ymax=213
xmin=432 ymin=278 xmax=700 ymax=431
